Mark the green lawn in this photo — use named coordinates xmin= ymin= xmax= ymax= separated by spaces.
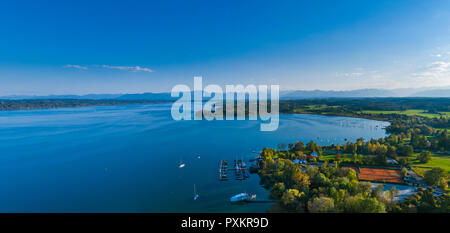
xmin=321 ymin=151 xmax=450 ymax=175
xmin=360 ymin=109 xmax=450 ymax=118
xmin=408 ymin=152 xmax=450 ymax=175
xmin=321 ymin=153 xmax=338 ymax=160
xmin=321 ymin=153 xmax=353 ymax=161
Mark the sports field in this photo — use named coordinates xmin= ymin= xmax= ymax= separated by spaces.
xmin=355 ymin=167 xmax=403 ymax=184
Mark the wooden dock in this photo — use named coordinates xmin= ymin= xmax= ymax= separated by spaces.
xmin=219 ymin=160 xmax=229 ymax=181
xmin=219 ymin=159 xmax=249 ymax=181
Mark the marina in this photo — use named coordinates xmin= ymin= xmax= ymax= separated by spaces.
xmin=220 ymin=159 xmax=250 ymax=181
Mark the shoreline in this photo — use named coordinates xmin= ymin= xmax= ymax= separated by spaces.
xmin=0 ymin=99 xmax=172 ymax=112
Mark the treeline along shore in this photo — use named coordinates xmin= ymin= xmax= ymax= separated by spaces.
xmin=0 ymin=99 xmax=171 ymax=111
xmin=1 ymin=97 xmax=449 ymax=113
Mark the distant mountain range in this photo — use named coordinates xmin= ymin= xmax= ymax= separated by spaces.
xmin=408 ymin=89 xmax=450 ymax=97
xmin=1 ymin=88 xmax=449 ymax=100
xmin=280 ymin=88 xmax=450 ymax=99
xmin=280 ymin=89 xmax=397 ymax=99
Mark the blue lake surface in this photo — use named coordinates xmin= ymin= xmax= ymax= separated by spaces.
xmin=0 ymin=103 xmax=389 ymax=212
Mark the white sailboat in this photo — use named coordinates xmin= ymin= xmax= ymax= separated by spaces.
xmin=179 ymin=157 xmax=185 ymax=168
xmin=193 ymin=184 xmax=199 ymax=200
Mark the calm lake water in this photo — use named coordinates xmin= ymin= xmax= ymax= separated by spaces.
xmin=0 ymin=103 xmax=389 ymax=212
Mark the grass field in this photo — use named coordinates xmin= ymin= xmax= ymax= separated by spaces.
xmin=408 ymin=152 xmax=450 ymax=175
xmin=360 ymin=109 xmax=450 ymax=118
xmin=322 ymin=151 xmax=450 ymax=175
xmin=321 ymin=153 xmax=352 ymax=161
xmin=293 ymin=106 xmax=450 ymax=119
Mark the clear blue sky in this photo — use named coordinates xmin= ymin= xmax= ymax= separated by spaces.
xmin=0 ymin=0 xmax=449 ymax=95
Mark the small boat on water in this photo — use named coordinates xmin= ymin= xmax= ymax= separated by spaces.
xmin=230 ymin=193 xmax=256 ymax=202
xmin=179 ymin=158 xmax=185 ymax=168
xmin=193 ymin=184 xmax=199 ymax=200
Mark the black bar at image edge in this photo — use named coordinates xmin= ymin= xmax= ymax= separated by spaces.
xmin=0 ymin=213 xmax=448 ymax=232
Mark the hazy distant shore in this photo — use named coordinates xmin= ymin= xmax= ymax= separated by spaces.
xmin=0 ymin=99 xmax=172 ymax=111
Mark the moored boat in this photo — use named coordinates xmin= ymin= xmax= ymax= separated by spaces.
xmin=230 ymin=193 xmax=256 ymax=202
xmin=193 ymin=184 xmax=199 ymax=200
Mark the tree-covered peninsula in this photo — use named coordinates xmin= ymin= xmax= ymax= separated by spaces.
xmin=257 ymin=98 xmax=449 ymax=213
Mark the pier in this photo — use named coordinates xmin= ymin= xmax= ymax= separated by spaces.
xmin=219 ymin=160 xmax=229 ymax=180
xmin=219 ymin=159 xmax=249 ymax=181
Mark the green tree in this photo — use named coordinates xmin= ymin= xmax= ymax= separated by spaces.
xmin=358 ymin=182 xmax=373 ymax=196
xmin=270 ymin=182 xmax=285 ymax=199
xmin=342 ymin=196 xmax=386 ymax=213
xmin=308 ymin=197 xmax=335 ymax=213
xmin=281 ymin=189 xmax=303 ymax=208
xmin=293 ymin=141 xmax=304 ymax=152
xmin=417 ymin=151 xmax=432 ymax=163
xmin=439 ymin=193 xmax=450 ymax=213
xmin=385 ymin=187 xmax=399 ymax=203
xmin=397 ymin=145 xmax=414 ymax=157
xmin=400 ymin=167 xmax=408 ymax=179
xmin=372 ymin=184 xmax=385 ymax=199
xmin=291 ymin=170 xmax=310 ymax=191
xmin=424 ymin=167 xmax=448 ymax=188
xmin=397 ymin=157 xmax=409 ymax=167
xmin=311 ymin=172 xmax=330 ymax=187
xmin=386 ymin=146 xmax=396 ymax=157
